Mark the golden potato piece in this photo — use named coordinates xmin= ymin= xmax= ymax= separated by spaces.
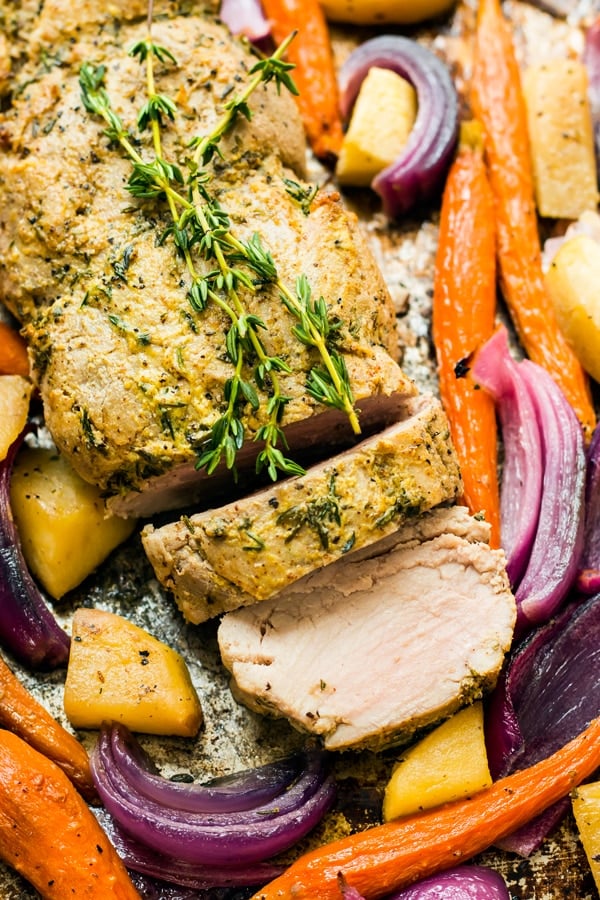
xmin=321 ymin=0 xmax=456 ymax=25
xmin=382 ymin=702 xmax=492 ymax=821
xmin=572 ymin=780 xmax=600 ymax=893
xmin=64 ymin=608 xmax=203 ymax=737
xmin=337 ymin=67 xmax=417 ymax=188
xmin=523 ymin=60 xmax=599 ymax=219
xmin=0 ymin=375 xmax=31 ymax=463
xmin=10 ymin=447 xmax=136 ymax=599
xmin=545 ymin=234 xmax=600 ymax=384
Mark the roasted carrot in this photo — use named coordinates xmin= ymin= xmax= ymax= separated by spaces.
xmin=470 ymin=0 xmax=595 ymax=440
xmin=0 ymin=730 xmax=140 ymax=898
xmin=261 ymin=0 xmax=343 ymax=160
xmin=251 ymin=716 xmax=600 ymax=900
xmin=432 ymin=121 xmax=500 ymax=548
xmin=0 ymin=321 xmax=29 ymax=378
xmin=0 ymin=653 xmax=98 ymax=803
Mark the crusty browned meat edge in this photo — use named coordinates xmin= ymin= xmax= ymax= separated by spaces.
xmin=142 ymin=394 xmax=462 ymax=618
xmin=0 ymin=0 xmax=418 ymax=515
xmin=218 ymin=505 xmax=516 ymax=752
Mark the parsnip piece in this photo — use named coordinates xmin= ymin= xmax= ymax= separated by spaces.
xmin=0 ymin=375 xmax=31 ymax=462
xmin=382 ymin=702 xmax=491 ymax=821
xmin=545 ymin=234 xmax=600 ymax=383
xmin=336 ymin=67 xmax=417 ymax=187
xmin=572 ymin=780 xmax=600 ymax=892
xmin=64 ymin=608 xmax=203 ymax=737
xmin=523 ymin=60 xmax=599 ymax=219
xmin=321 ymin=0 xmax=456 ymax=25
xmin=10 ymin=447 xmax=136 ymax=599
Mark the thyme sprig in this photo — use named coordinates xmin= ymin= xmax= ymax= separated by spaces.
xmin=78 ymin=20 xmax=360 ymax=480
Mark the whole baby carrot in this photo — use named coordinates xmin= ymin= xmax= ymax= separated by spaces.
xmin=0 ymin=654 xmax=98 ymax=803
xmin=0 ymin=730 xmax=140 ymax=898
xmin=470 ymin=0 xmax=595 ymax=439
xmin=261 ymin=0 xmax=343 ymax=160
xmin=432 ymin=121 xmax=500 ymax=547
xmin=0 ymin=321 xmax=30 ymax=377
xmin=250 ymin=716 xmax=600 ymax=899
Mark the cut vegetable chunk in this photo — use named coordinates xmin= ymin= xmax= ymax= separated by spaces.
xmin=572 ymin=780 xmax=600 ymax=893
xmin=320 ymin=0 xmax=457 ymax=25
xmin=523 ymin=60 xmax=598 ymax=219
xmin=64 ymin=608 xmax=203 ymax=737
xmin=10 ymin=447 xmax=137 ymax=599
xmin=0 ymin=375 xmax=31 ymax=463
xmin=337 ymin=67 xmax=417 ymax=187
xmin=383 ymin=702 xmax=492 ymax=821
xmin=545 ymin=234 xmax=600 ymax=384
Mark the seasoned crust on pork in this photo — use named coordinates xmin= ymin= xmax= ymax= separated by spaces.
xmin=218 ymin=506 xmax=516 ymax=752
xmin=142 ymin=394 xmax=462 ymax=620
xmin=0 ymin=9 xmax=417 ymax=510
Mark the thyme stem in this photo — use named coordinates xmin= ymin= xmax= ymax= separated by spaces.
xmin=78 ymin=17 xmax=360 ymax=481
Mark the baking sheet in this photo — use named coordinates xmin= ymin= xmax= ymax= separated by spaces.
xmin=1 ymin=1 xmax=599 ymax=896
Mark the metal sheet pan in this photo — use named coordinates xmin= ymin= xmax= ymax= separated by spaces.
xmin=1 ymin=1 xmax=598 ymax=896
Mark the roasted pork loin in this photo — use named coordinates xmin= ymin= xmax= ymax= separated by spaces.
xmin=218 ymin=506 xmax=516 ymax=751
xmin=0 ymin=0 xmax=416 ymax=515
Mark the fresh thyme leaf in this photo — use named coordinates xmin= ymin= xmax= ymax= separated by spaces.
xmin=306 ymin=353 xmax=354 ymax=412
xmin=129 ymin=38 xmax=177 ymax=65
xmin=137 ymin=93 xmax=177 ymax=130
xmin=249 ymin=53 xmax=299 ymax=96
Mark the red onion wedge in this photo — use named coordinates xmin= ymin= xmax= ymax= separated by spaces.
xmin=471 ymin=327 xmax=542 ymax=586
xmin=512 ymin=358 xmax=585 ymax=632
xmin=109 ymin=721 xmax=304 ymax=813
xmin=473 ymin=327 xmax=585 ymax=636
xmin=338 ymin=35 xmax=459 ymax=218
xmin=384 ymin=865 xmax=510 ymax=899
xmin=219 ymin=0 xmax=270 ymax=43
xmin=0 ymin=431 xmax=70 ymax=669
xmin=485 ymin=592 xmax=600 ymax=855
xmin=91 ymin=723 xmax=336 ymax=866
xmin=584 ymin=17 xmax=600 ymax=178
xmin=95 ymin=806 xmax=285 ymax=892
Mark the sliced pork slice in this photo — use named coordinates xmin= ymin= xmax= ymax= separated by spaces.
xmin=217 ymin=506 xmax=515 ymax=752
xmin=142 ymin=394 xmax=462 ymax=620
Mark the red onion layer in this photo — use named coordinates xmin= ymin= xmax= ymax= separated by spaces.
xmin=338 ymin=35 xmax=459 ymax=217
xmin=384 ymin=865 xmax=510 ymax=899
xmin=109 ymin=721 xmax=304 ymax=813
xmin=0 ymin=432 xmax=70 ymax=669
xmin=485 ymin=592 xmax=600 ymax=854
xmin=219 ymin=0 xmax=270 ymax=42
xmin=473 ymin=327 xmax=585 ymax=635
xmin=513 ymin=358 xmax=585 ymax=630
xmin=91 ymin=723 xmax=336 ymax=867
xmin=94 ymin=806 xmax=284 ymax=892
xmin=471 ymin=327 xmax=542 ymax=586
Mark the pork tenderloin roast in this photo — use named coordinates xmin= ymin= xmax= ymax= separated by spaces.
xmin=0 ymin=1 xmax=516 ymax=756
xmin=0 ymin=0 xmax=414 ymax=514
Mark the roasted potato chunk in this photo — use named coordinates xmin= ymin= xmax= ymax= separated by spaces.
xmin=64 ymin=608 xmax=203 ymax=737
